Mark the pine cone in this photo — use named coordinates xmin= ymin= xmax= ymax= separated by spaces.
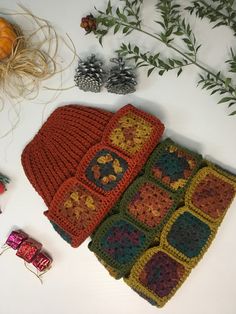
xmin=74 ymin=55 xmax=105 ymax=93
xmin=106 ymin=57 xmax=137 ymax=95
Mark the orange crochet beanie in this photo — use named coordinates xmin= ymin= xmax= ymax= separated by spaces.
xmin=22 ymin=105 xmax=114 ymax=206
xmin=22 ymin=104 xmax=164 ymax=247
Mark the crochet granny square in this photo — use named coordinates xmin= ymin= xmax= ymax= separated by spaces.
xmin=185 ymin=167 xmax=236 ymax=223
xmin=161 ymin=207 xmax=216 ymax=266
xmin=125 ymin=247 xmax=190 ymax=307
xmin=146 ymin=139 xmax=202 ymax=193
xmin=86 ymin=149 xmax=128 ymax=191
xmin=103 ymin=105 xmax=164 ymax=157
xmin=89 ymin=214 xmax=151 ymax=278
xmin=120 ymin=177 xmax=179 ymax=232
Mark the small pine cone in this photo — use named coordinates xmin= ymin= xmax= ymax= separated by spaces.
xmin=74 ymin=55 xmax=105 ymax=93
xmin=106 ymin=57 xmax=137 ymax=95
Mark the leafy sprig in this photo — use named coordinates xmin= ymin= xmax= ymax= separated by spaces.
xmin=85 ymin=0 xmax=236 ymax=115
xmin=155 ymin=1 xmax=181 ymax=44
xmin=186 ymin=0 xmax=236 ymax=35
xmin=198 ymin=72 xmax=236 ymax=112
xmin=94 ymin=0 xmax=143 ymax=44
xmin=155 ymin=1 xmax=201 ymax=60
xmin=117 ymin=43 xmax=190 ymax=77
xmin=226 ymin=48 xmax=236 ymax=73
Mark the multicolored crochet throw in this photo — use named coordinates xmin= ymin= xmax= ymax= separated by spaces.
xmin=89 ymin=138 xmax=236 ymax=307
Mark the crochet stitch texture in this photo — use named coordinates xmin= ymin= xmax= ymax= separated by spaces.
xmin=22 ymin=104 xmax=164 ymax=247
xmin=21 ymin=104 xmax=236 ymax=307
xmin=90 ymin=139 xmax=236 ymax=307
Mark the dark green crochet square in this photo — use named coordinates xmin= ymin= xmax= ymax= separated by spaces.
xmin=100 ymin=219 xmax=147 ymax=265
xmin=146 ymin=139 xmax=201 ymax=192
xmin=167 ymin=212 xmax=211 ymax=258
xmin=86 ymin=149 xmax=128 ymax=191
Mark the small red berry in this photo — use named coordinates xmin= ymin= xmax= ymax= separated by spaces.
xmin=0 ymin=182 xmax=5 ymax=194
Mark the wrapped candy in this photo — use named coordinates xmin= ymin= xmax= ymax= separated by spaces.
xmin=6 ymin=230 xmax=28 ymax=250
xmin=32 ymin=252 xmax=52 ymax=272
xmin=16 ymin=239 xmax=42 ymax=263
xmin=1 ymin=229 xmax=52 ymax=282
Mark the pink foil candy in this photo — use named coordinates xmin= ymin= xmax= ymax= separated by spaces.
xmin=32 ymin=252 xmax=52 ymax=272
xmin=16 ymin=239 xmax=42 ymax=263
xmin=6 ymin=230 xmax=28 ymax=250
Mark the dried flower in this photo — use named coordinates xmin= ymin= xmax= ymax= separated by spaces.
xmin=80 ymin=14 xmax=97 ymax=33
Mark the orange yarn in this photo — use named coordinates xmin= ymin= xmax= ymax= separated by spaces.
xmin=22 ymin=105 xmax=113 ymax=206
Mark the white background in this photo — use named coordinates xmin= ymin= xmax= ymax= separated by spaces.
xmin=0 ymin=1 xmax=236 ymax=314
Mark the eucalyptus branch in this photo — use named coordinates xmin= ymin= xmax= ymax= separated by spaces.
xmin=83 ymin=0 xmax=236 ymax=115
xmin=186 ymin=0 xmax=236 ymax=35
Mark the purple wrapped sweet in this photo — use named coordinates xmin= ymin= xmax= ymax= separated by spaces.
xmin=6 ymin=230 xmax=28 ymax=250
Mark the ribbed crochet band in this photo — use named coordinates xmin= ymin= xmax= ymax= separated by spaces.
xmin=22 ymin=105 xmax=114 ymax=206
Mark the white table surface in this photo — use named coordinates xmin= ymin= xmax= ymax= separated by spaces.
xmin=0 ymin=1 xmax=236 ymax=314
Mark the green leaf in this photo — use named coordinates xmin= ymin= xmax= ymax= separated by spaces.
xmin=229 ymin=110 xmax=236 ymax=115
xmin=106 ymin=0 xmax=112 ymax=14
xmin=98 ymin=36 xmax=103 ymax=46
xmin=166 ymin=26 xmax=174 ymax=37
xmin=123 ymin=26 xmax=130 ymax=33
xmin=183 ymin=38 xmax=191 ymax=45
xmin=228 ymin=102 xmax=236 ymax=107
xmin=177 ymin=68 xmax=183 ymax=76
xmin=169 ymin=59 xmax=175 ymax=67
xmin=116 ymin=8 xmax=128 ymax=22
xmin=114 ymin=24 xmax=120 ymax=34
xmin=136 ymin=61 xmax=145 ymax=67
xmin=134 ymin=46 xmax=139 ymax=54
xmin=225 ymin=77 xmax=232 ymax=88
xmin=174 ymin=60 xmax=183 ymax=66
xmin=218 ymin=97 xmax=235 ymax=104
xmin=159 ymin=70 xmax=165 ymax=76
xmin=148 ymin=67 xmax=155 ymax=77
xmin=210 ymin=89 xmax=220 ymax=95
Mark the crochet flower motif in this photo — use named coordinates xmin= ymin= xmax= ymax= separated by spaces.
xmin=191 ymin=172 xmax=235 ymax=219
xmin=128 ymin=182 xmax=174 ymax=228
xmin=152 ymin=145 xmax=197 ymax=190
xmin=109 ymin=113 xmax=153 ymax=155
xmin=60 ymin=189 xmax=97 ymax=227
xmin=101 ymin=219 xmax=146 ymax=265
xmin=86 ymin=149 xmax=128 ymax=191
